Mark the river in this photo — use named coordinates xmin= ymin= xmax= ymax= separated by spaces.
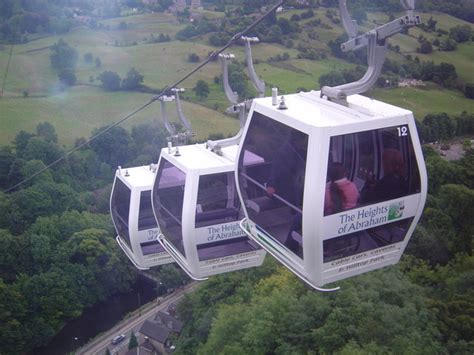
xmin=31 ymin=274 xmax=157 ymax=355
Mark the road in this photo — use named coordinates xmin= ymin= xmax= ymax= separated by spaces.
xmin=77 ymin=282 xmax=199 ymax=355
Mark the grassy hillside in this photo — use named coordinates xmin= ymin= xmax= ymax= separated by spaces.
xmin=0 ymin=7 xmax=473 ymax=147
xmin=372 ymin=85 xmax=474 ymax=119
xmin=0 ymin=86 xmax=236 ymax=146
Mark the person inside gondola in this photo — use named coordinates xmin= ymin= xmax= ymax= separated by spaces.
xmin=324 ymin=162 xmax=359 ymax=215
xmin=361 ymin=148 xmax=409 ymax=204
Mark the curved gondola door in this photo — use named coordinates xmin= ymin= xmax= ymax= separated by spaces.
xmin=151 ymin=144 xmax=266 ymax=280
xmin=110 ymin=165 xmax=174 ymax=270
xmin=236 ymin=91 xmax=427 ymax=289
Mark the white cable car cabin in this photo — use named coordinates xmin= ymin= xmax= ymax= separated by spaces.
xmin=236 ymin=91 xmax=427 ymax=289
xmin=110 ymin=165 xmax=174 ymax=270
xmin=151 ymin=144 xmax=266 ymax=280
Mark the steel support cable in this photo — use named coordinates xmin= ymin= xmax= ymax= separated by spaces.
xmin=2 ymin=0 xmax=287 ymax=193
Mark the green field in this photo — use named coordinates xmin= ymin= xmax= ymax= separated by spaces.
xmin=256 ymin=58 xmax=354 ymax=93
xmin=0 ymin=86 xmax=237 ymax=146
xmin=0 ymin=8 xmax=473 ymax=147
xmin=372 ymin=85 xmax=474 ymax=120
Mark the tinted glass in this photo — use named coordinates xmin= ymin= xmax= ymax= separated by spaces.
xmin=140 ymin=240 xmax=166 ymax=256
xmin=323 ymin=218 xmax=413 ymax=262
xmin=138 ymin=190 xmax=158 ymax=231
xmin=238 ymin=112 xmax=308 ymax=259
xmin=324 ymin=125 xmax=421 ymax=216
xmin=195 ymin=172 xmax=241 ymax=228
xmin=111 ymin=178 xmax=132 ymax=249
xmin=153 ymin=159 xmax=186 ymax=257
xmin=197 ymin=237 xmax=256 ymax=261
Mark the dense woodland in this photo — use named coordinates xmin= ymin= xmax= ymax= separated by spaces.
xmin=0 ymin=0 xmax=473 ymax=354
xmin=0 ymin=121 xmax=171 ymax=353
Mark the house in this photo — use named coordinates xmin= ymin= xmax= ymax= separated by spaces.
xmin=138 ymin=312 xmax=182 ymax=353
xmin=154 ymin=311 xmax=183 ymax=333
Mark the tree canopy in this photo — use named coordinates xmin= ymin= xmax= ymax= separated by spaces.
xmin=0 ymin=120 xmax=169 ymax=354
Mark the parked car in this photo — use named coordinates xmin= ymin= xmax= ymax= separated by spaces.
xmin=111 ymin=334 xmax=126 ymax=345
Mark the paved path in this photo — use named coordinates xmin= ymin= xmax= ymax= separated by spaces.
xmin=77 ymin=282 xmax=199 ymax=355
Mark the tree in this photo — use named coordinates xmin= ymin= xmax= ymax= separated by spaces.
xmin=464 ymin=83 xmax=474 ymax=99
xmin=438 ymin=184 xmax=474 ymax=255
xmin=95 ymin=57 xmax=102 ymax=68
xmin=159 ymin=264 xmax=187 ymax=290
xmin=227 ymin=63 xmax=249 ymax=98
xmin=58 ymin=69 xmax=77 ymax=86
xmin=98 ymin=71 xmax=121 ymax=91
xmin=121 ymin=68 xmax=144 ymax=90
xmin=423 ymin=113 xmax=456 ymax=141
xmin=0 ymin=147 xmax=15 ymax=188
xmin=427 ymin=16 xmax=437 ymax=31
xmin=128 ymin=332 xmax=138 ymax=349
xmin=13 ymin=130 xmax=35 ymax=158
xmin=36 ymin=122 xmax=58 ymax=143
xmin=23 ymin=137 xmax=63 ymax=165
xmin=0 ymin=279 xmax=28 ymax=354
xmin=434 ymin=62 xmax=457 ymax=87
xmin=449 ymin=25 xmax=472 ymax=43
xmin=441 ymin=38 xmax=457 ymax=51
xmin=319 ymin=71 xmax=346 ymax=87
xmin=188 ymin=53 xmax=200 ymax=63
xmin=50 ymin=39 xmax=78 ymax=71
xmin=419 ymin=41 xmax=433 ymax=54
xmin=90 ymin=125 xmax=135 ymax=167
xmin=193 ymin=80 xmax=210 ymax=100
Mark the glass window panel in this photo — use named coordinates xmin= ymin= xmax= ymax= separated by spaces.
xmin=324 ymin=125 xmax=421 ymax=216
xmin=153 ymin=159 xmax=186 ymax=257
xmin=111 ymin=178 xmax=132 ymax=249
xmin=140 ymin=240 xmax=165 ymax=256
xmin=323 ymin=218 xmax=413 ymax=262
xmin=138 ymin=190 xmax=157 ymax=231
xmin=195 ymin=172 xmax=241 ymax=228
xmin=238 ymin=112 xmax=307 ymax=259
xmin=357 ymin=131 xmax=376 ymax=180
xmin=197 ymin=237 xmax=256 ymax=261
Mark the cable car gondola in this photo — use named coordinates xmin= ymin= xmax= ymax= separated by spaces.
xmin=149 ymin=46 xmax=267 ymax=281
xmin=151 ymin=143 xmax=266 ymax=280
xmin=110 ymin=165 xmax=174 ymax=270
xmin=236 ymin=92 xmax=426 ymax=289
xmin=236 ymin=0 xmax=426 ymax=290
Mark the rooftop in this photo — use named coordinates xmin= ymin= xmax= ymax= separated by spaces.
xmin=140 ymin=320 xmax=171 ymax=343
xmin=154 ymin=311 xmax=183 ymax=332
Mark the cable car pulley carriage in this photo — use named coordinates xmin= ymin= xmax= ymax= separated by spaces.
xmin=235 ymin=0 xmax=426 ymax=291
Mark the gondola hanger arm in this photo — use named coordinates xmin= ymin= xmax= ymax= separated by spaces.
xmin=159 ymin=95 xmax=176 ymax=136
xmin=241 ymin=36 xmax=265 ymax=97
xmin=171 ymin=87 xmax=194 ymax=144
xmin=219 ymin=53 xmax=239 ymax=105
xmin=321 ymin=0 xmax=420 ymax=103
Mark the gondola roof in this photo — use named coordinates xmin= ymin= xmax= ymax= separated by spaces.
xmin=117 ymin=165 xmax=156 ymax=188
xmin=253 ymin=91 xmax=413 ymax=128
